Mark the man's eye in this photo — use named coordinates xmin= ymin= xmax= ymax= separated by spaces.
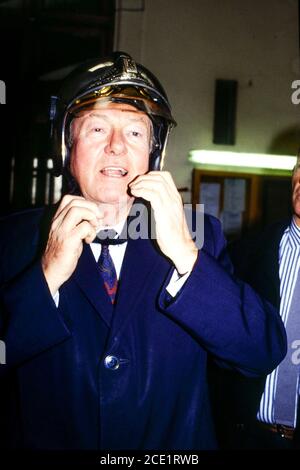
xmin=131 ymin=131 xmax=141 ymax=137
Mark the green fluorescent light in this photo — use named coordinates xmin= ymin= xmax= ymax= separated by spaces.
xmin=189 ymin=150 xmax=296 ymax=171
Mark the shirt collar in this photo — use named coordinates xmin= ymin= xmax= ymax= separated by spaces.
xmin=93 ymin=219 xmax=128 ymax=245
xmin=98 ymin=219 xmax=126 ymax=238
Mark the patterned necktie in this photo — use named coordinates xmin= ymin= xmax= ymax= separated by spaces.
xmin=98 ymin=244 xmax=118 ymax=304
xmin=273 ymin=267 xmax=300 ymax=427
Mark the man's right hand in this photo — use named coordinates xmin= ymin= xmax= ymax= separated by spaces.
xmin=41 ymin=195 xmax=103 ymax=295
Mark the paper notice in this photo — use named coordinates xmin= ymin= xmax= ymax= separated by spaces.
xmin=223 ymin=178 xmax=246 ymax=212
xmin=221 ymin=211 xmax=243 ymax=235
xmin=199 ymin=182 xmax=221 ymax=218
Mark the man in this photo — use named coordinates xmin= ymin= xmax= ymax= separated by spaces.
xmin=0 ymin=51 xmax=286 ymax=450
xmin=215 ymin=156 xmax=300 ymax=449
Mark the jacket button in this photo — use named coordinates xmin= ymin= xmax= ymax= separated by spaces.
xmin=104 ymin=355 xmax=120 ymax=370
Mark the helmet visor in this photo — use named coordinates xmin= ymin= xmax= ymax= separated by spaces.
xmin=66 ymin=84 xmax=176 ymax=126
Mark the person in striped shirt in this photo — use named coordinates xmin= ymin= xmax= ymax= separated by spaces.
xmin=213 ymin=155 xmax=300 ymax=449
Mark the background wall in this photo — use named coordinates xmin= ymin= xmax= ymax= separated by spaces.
xmin=115 ymin=0 xmax=299 ymax=202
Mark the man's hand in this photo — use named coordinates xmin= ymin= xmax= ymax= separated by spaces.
xmin=129 ymin=171 xmax=198 ymax=274
xmin=42 ymin=195 xmax=103 ymax=295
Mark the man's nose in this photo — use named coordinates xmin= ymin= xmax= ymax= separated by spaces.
xmin=104 ymin=128 xmax=126 ymax=156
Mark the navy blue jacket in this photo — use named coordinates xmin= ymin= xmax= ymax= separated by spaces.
xmin=0 ymin=207 xmax=286 ymax=450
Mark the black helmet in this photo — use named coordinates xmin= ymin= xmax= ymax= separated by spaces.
xmin=49 ymin=51 xmax=176 ymax=177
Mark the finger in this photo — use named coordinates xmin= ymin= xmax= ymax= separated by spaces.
xmin=72 ymin=220 xmax=97 ymax=244
xmin=131 ymin=171 xmax=180 ymax=199
xmin=130 ymin=177 xmax=175 ymax=202
xmin=147 ymin=170 xmax=173 ymax=182
xmin=129 ymin=186 xmax=164 ymax=209
xmin=52 ymin=206 xmax=101 ymax=235
xmin=54 ymin=195 xmax=103 ymax=222
xmin=155 ymin=171 xmax=181 ymax=197
xmin=55 ymin=194 xmax=86 ymax=217
xmin=52 ymin=200 xmax=103 ymax=231
xmin=135 ymin=171 xmax=174 ymax=184
xmin=63 ymin=206 xmax=102 ymax=232
xmin=62 ymin=197 xmax=103 ymax=219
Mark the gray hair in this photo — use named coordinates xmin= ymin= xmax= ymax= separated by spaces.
xmin=292 ymin=148 xmax=300 ymax=175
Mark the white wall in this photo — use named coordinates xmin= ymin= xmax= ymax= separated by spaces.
xmin=115 ymin=0 xmax=299 ymax=201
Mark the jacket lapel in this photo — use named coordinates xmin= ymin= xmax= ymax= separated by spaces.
xmin=251 ymin=221 xmax=288 ymax=309
xmin=263 ymin=222 xmax=287 ymax=307
xmin=72 ymin=243 xmax=114 ymax=327
xmin=111 ymin=236 xmax=169 ymax=336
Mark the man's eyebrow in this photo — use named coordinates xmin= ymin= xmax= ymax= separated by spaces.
xmin=80 ymin=112 xmax=109 ymax=121
xmin=81 ymin=111 xmax=149 ymax=125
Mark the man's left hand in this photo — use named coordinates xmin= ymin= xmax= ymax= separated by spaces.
xmin=129 ymin=171 xmax=198 ymax=274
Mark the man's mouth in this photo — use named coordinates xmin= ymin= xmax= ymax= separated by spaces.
xmin=100 ymin=166 xmax=128 ymax=178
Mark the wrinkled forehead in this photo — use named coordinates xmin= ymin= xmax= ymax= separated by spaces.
xmin=71 ymin=100 xmax=149 ymax=120
xmin=71 ymin=101 xmax=152 ymax=131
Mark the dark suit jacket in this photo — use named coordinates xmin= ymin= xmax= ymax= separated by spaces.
xmin=210 ymin=221 xmax=288 ymax=446
xmin=0 ymin=207 xmax=286 ymax=450
xmin=233 ymin=221 xmax=287 ymax=307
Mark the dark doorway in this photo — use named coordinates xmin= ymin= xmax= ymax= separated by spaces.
xmin=0 ymin=0 xmax=115 ymax=215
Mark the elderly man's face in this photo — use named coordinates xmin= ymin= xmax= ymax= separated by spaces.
xmin=70 ymin=102 xmax=151 ymax=206
xmin=292 ymin=165 xmax=300 ymax=226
